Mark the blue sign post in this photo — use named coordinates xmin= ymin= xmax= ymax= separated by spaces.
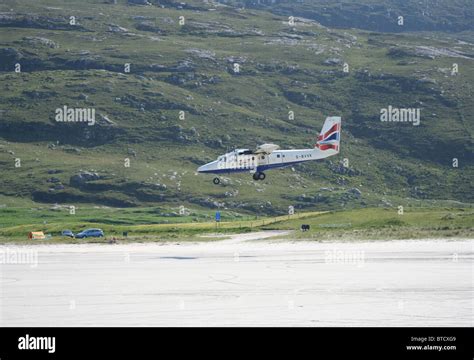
xmin=215 ymin=211 xmax=221 ymax=231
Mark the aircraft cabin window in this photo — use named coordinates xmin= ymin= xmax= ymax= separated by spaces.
xmin=261 ymin=156 xmax=265 ymax=160
xmin=277 ymin=154 xmax=280 ymax=158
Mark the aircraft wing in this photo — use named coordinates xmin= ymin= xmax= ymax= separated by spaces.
xmin=254 ymin=143 xmax=280 ymax=154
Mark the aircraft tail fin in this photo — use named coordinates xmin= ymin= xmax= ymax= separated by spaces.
xmin=315 ymin=116 xmax=341 ymax=153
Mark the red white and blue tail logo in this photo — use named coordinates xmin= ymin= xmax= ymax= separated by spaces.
xmin=316 ymin=117 xmax=341 ymax=151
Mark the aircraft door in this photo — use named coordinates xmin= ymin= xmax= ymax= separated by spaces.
xmin=257 ymin=154 xmax=269 ymax=168
xmin=275 ymin=153 xmax=283 ymax=164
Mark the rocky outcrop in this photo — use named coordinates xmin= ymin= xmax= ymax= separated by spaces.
xmin=70 ymin=171 xmax=101 ymax=186
xmin=0 ymin=120 xmax=126 ymax=146
xmin=245 ymin=1 xmax=473 ymax=32
xmin=128 ymin=0 xmax=151 ymax=5
xmin=0 ymin=13 xmax=86 ymax=31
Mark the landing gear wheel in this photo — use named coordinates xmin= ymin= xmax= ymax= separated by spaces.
xmin=213 ymin=177 xmax=220 ymax=185
xmin=258 ymin=172 xmax=266 ymax=181
xmin=252 ymin=172 xmax=260 ymax=181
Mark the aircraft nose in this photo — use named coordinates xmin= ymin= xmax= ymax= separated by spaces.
xmin=197 ymin=161 xmax=217 ymax=173
xmin=197 ymin=163 xmax=210 ymax=173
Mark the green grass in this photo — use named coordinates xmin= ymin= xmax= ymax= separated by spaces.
xmin=267 ymin=207 xmax=474 ymax=240
xmin=0 ymin=206 xmax=471 ymax=243
xmin=0 ymin=204 xmax=324 ymax=242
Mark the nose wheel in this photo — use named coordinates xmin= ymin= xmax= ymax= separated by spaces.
xmin=252 ymin=172 xmax=266 ymax=181
xmin=213 ymin=177 xmax=220 ymax=185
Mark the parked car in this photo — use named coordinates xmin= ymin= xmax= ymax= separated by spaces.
xmin=61 ymin=230 xmax=75 ymax=238
xmin=75 ymin=228 xmax=104 ymax=239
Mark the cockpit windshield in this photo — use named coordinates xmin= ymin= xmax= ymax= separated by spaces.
xmin=236 ymin=149 xmax=253 ymax=155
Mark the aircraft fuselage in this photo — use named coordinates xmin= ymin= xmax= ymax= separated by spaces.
xmin=197 ymin=148 xmax=337 ymax=175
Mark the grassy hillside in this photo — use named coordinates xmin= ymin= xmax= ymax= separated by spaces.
xmin=0 ymin=0 xmax=473 ymax=216
xmin=234 ymin=0 xmax=474 ymax=32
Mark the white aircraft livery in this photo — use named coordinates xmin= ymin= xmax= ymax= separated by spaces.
xmin=198 ymin=116 xmax=341 ymax=184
